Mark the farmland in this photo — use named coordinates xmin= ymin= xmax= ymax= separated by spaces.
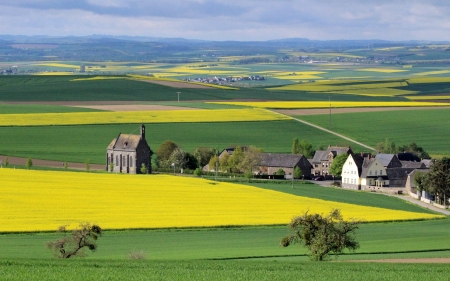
xmin=296 ymin=108 xmax=450 ymax=156
xmin=3 ymin=42 xmax=450 ymax=279
xmin=3 ymin=169 xmax=441 ymax=232
xmin=0 ymin=121 xmax=368 ymax=164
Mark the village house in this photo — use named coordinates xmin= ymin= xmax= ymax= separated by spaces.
xmin=255 ymin=153 xmax=312 ymax=179
xmin=106 ymin=124 xmax=151 ymax=174
xmin=311 ymin=146 xmax=352 ymax=178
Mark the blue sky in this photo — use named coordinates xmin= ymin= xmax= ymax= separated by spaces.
xmin=1 ymin=0 xmax=450 ymax=41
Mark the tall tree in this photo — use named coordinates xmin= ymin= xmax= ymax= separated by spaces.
xmin=228 ymin=146 xmax=244 ymax=173
xmin=329 ymin=153 xmax=348 ymax=177
xmin=281 ymin=209 xmax=360 ymax=261
xmin=169 ymin=148 xmax=188 ymax=170
xmin=299 ymin=140 xmax=314 ymax=158
xmin=239 ymin=146 xmax=262 ymax=174
xmin=423 ymin=158 xmax=450 ymax=205
xmin=156 ymin=140 xmax=179 ymax=167
xmin=292 ymin=138 xmax=300 ymax=154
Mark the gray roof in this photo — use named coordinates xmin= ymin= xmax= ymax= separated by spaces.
xmin=386 ymin=167 xmax=417 ymax=180
xmin=107 ymin=133 xmax=142 ymax=151
xmin=400 ymin=161 xmax=426 ymax=169
xmin=360 ymin=158 xmax=377 ymax=178
xmin=311 ymin=146 xmax=351 ymax=163
xmin=421 ymin=159 xmax=432 ymax=168
xmin=375 ymin=154 xmax=396 ymax=167
xmin=259 ymin=153 xmax=308 ymax=168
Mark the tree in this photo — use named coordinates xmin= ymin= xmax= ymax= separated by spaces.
xmin=292 ymin=139 xmax=314 ymax=158
xmin=64 ymin=161 xmax=68 ymax=170
xmin=422 ymin=158 xmax=450 ymax=205
xmin=208 ymin=155 xmax=219 ymax=172
xmin=169 ymin=148 xmax=188 ymax=172
xmin=219 ymin=152 xmax=230 ymax=172
xmin=329 ymin=153 xmax=348 ymax=178
xmin=228 ymin=146 xmax=244 ymax=173
xmin=239 ymin=146 xmax=262 ymax=174
xmin=194 ymin=167 xmax=203 ymax=177
xmin=46 ymin=223 xmax=102 ymax=258
xmin=4 ymin=156 xmax=9 ymax=167
xmin=156 ymin=140 xmax=179 ymax=167
xmin=294 ymin=166 xmax=303 ymax=179
xmin=292 ymin=138 xmax=300 ymax=154
xmin=193 ymin=147 xmax=215 ymax=168
xmin=85 ymin=159 xmax=90 ymax=172
xmin=281 ymin=209 xmax=360 ymax=261
xmin=376 ymin=138 xmax=397 ymax=154
xmin=26 ymin=158 xmax=33 ymax=169
xmin=276 ymin=168 xmax=285 ymax=176
xmin=140 ymin=163 xmax=148 ymax=174
xmin=414 ymin=171 xmax=428 ymax=194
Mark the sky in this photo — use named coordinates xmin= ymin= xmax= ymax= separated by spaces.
xmin=1 ymin=0 xmax=450 ymax=41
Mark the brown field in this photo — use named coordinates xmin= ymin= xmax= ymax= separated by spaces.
xmin=136 ymin=79 xmax=214 ymax=89
xmin=275 ymin=106 xmax=450 ymax=116
xmin=0 ymin=156 xmax=104 ymax=170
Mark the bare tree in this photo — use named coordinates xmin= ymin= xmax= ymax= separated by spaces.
xmin=46 ymin=223 xmax=102 ymax=258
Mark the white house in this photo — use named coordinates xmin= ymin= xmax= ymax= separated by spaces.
xmin=342 ymin=154 xmax=389 ymax=190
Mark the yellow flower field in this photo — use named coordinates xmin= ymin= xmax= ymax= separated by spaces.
xmin=0 ymin=169 xmax=441 ymax=232
xmin=0 ymin=108 xmax=290 ymax=126
xmin=356 ymin=68 xmax=409 ymax=73
xmin=207 ymin=101 xmax=450 ymax=109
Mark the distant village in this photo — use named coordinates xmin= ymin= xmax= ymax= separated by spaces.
xmin=184 ymin=75 xmax=265 ymax=85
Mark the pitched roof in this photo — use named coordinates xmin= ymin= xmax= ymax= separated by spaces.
xmin=107 ymin=133 xmax=142 ymax=151
xmin=259 ymin=153 xmax=308 ymax=168
xmin=421 ymin=159 xmax=432 ymax=168
xmin=386 ymin=167 xmax=417 ymax=180
xmin=361 ymin=158 xmax=378 ymax=178
xmin=397 ymin=152 xmax=421 ymax=162
xmin=311 ymin=146 xmax=352 ymax=163
xmin=400 ymin=161 xmax=426 ymax=169
xmin=375 ymin=154 xmax=396 ymax=167
xmin=350 ymin=154 xmax=365 ymax=176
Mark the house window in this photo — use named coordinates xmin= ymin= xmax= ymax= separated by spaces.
xmin=116 ymin=155 xmax=118 ymax=166
xmin=375 ymin=170 xmax=377 ymax=176
xmin=370 ymin=171 xmax=372 ymax=176
xmin=123 ymin=156 xmax=126 ymax=166
xmin=130 ymin=157 xmax=133 ymax=167
xmin=380 ymin=170 xmax=382 ymax=175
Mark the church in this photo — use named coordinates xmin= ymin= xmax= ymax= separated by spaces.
xmin=106 ymin=124 xmax=151 ymax=174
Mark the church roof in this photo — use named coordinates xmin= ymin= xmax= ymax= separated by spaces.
xmin=107 ymin=134 xmax=142 ymax=151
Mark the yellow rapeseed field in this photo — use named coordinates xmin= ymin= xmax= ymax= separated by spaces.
xmin=207 ymin=101 xmax=450 ymax=109
xmin=0 ymin=169 xmax=441 ymax=232
xmin=0 ymin=108 xmax=290 ymax=126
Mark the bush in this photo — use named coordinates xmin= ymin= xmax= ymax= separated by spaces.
xmin=275 ymin=168 xmax=285 ymax=176
xmin=194 ymin=168 xmax=203 ymax=177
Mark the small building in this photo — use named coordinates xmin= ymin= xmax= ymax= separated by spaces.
xmin=311 ymin=146 xmax=353 ymax=177
xmin=342 ymin=154 xmax=389 ymax=190
xmin=255 ymin=153 xmax=312 ymax=179
xmin=106 ymin=124 xmax=151 ymax=174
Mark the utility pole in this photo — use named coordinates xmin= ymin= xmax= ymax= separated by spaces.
xmin=177 ymin=92 xmax=181 ymax=102
xmin=329 ymin=96 xmax=332 ymax=130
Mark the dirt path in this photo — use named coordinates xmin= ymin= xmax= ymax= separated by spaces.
xmin=289 ymin=116 xmax=375 ymax=151
xmin=386 ymin=194 xmax=450 ymax=215
xmin=0 ymin=155 xmax=104 ymax=171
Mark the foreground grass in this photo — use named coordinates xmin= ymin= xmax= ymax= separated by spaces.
xmin=1 ymin=259 xmax=449 ymax=281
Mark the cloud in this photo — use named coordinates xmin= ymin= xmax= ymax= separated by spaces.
xmin=1 ymin=0 xmax=450 ymax=41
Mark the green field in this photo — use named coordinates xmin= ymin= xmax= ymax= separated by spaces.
xmin=2 ymin=259 xmax=449 ymax=281
xmin=246 ymin=181 xmax=435 ymax=214
xmin=0 ymin=121 xmax=368 ymax=163
xmin=297 ymin=108 xmax=450 ymax=156
xmin=0 ymin=103 xmax=103 ymax=114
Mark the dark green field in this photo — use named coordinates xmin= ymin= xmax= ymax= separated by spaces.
xmin=0 ymin=121 xmax=367 ymax=164
xmin=297 ymin=108 xmax=450 ymax=156
xmin=246 ymin=181 xmax=435 ymax=214
xmin=0 ymin=75 xmax=405 ymax=102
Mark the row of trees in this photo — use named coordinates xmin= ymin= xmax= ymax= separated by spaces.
xmin=376 ymin=139 xmax=430 ymax=159
xmin=208 ymin=146 xmax=262 ymax=176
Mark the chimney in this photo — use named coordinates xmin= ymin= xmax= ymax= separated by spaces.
xmin=140 ymin=124 xmax=146 ymax=140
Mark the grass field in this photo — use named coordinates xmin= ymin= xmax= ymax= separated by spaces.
xmin=208 ymin=101 xmax=449 ymax=109
xmin=2 ymin=259 xmax=450 ymax=281
xmin=0 ymin=121 xmax=368 ymax=164
xmin=296 ymin=108 xmax=450 ymax=156
xmin=245 ymin=181 xmax=435 ymax=214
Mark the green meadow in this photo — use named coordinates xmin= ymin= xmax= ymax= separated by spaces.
xmin=0 ymin=121 xmax=368 ymax=164
xmin=297 ymin=108 xmax=450 ymax=156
